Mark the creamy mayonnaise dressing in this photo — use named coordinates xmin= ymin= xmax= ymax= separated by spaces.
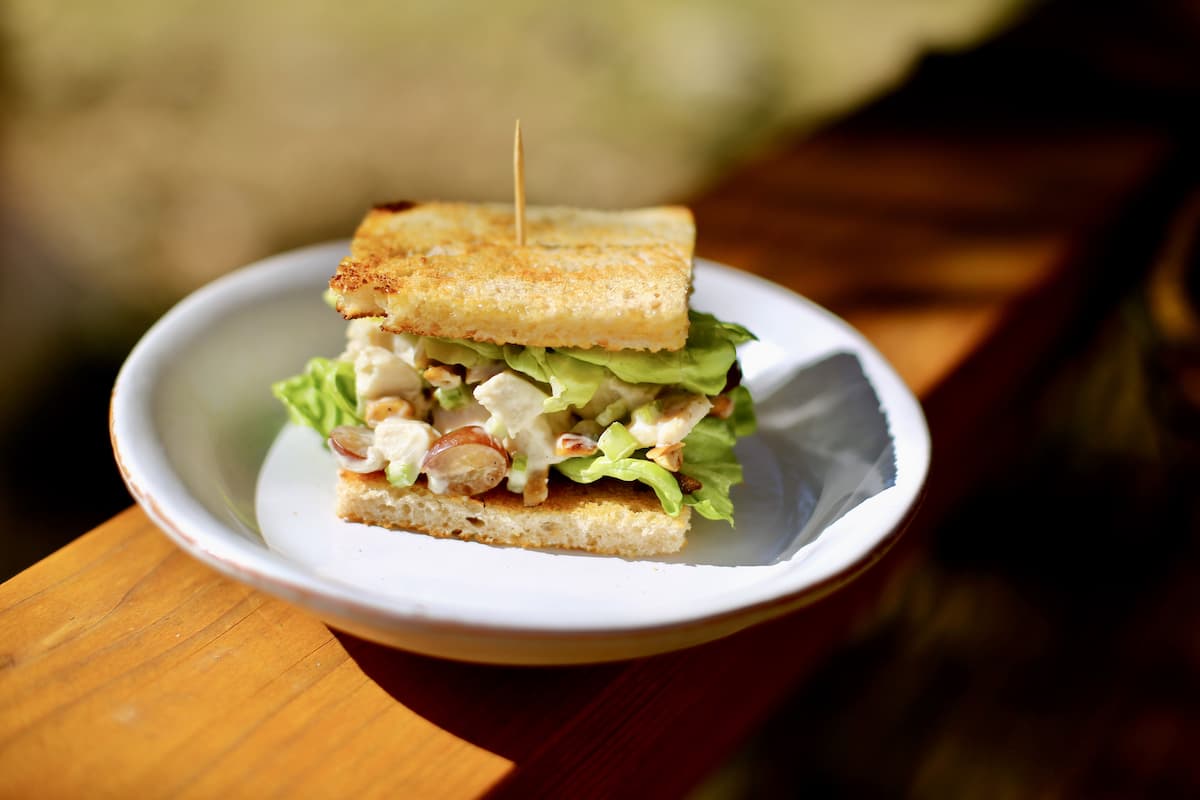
xmin=334 ymin=321 xmax=711 ymax=499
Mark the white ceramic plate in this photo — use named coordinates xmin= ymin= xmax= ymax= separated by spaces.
xmin=111 ymin=241 xmax=929 ymax=665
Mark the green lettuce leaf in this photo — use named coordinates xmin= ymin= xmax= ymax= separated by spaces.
xmin=727 ymin=385 xmax=757 ymax=438
xmin=271 ymin=357 xmax=362 ymax=437
xmin=423 ymin=337 xmax=503 ymax=367
xmin=500 ymin=346 xmax=606 ymax=412
xmin=403 ymin=310 xmax=753 ymax=413
xmin=679 ymin=417 xmax=744 ymax=525
xmin=597 ymin=422 xmax=639 ymax=460
xmin=554 ymin=402 xmax=755 ymax=527
xmin=559 ymin=311 xmax=755 ymax=395
xmin=555 ymin=455 xmax=684 ymax=517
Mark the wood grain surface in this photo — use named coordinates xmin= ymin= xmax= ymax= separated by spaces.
xmin=0 ymin=508 xmax=511 ymax=798
xmin=0 ymin=112 xmax=1175 ymax=798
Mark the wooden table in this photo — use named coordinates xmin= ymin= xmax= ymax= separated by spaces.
xmin=0 ymin=106 xmax=1176 ymax=796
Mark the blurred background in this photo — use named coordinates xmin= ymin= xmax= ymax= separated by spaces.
xmin=4 ymin=0 xmax=1200 ymax=795
xmin=0 ymin=0 xmax=1026 ymax=574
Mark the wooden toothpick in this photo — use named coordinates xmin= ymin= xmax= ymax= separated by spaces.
xmin=514 ymin=119 xmax=526 ymax=246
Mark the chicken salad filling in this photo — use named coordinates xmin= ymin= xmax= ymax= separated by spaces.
xmin=273 ymin=310 xmax=756 ymax=524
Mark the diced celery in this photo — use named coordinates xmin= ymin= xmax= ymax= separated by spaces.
xmin=631 ymin=400 xmax=662 ymax=427
xmin=386 ymin=462 xmax=417 ymax=487
xmin=598 ymin=422 xmax=639 ymax=461
xmin=595 ymin=400 xmax=628 ymax=427
xmin=507 ymin=453 xmax=529 ymax=493
xmin=484 ymin=416 xmax=509 ymax=439
xmin=435 ymin=385 xmax=468 ymax=410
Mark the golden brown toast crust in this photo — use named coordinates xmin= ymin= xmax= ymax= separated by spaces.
xmin=336 ymin=471 xmax=691 ymax=556
xmin=330 ymin=202 xmax=695 ymax=352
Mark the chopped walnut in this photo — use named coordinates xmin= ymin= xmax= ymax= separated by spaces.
xmin=708 ymin=393 xmax=734 ymax=419
xmin=676 ymin=473 xmax=703 ymax=494
xmin=422 ymin=364 xmax=463 ymax=389
xmin=647 ymin=442 xmax=684 ymax=472
xmin=364 ymin=396 xmax=415 ymax=427
xmin=555 ymin=432 xmax=599 ymax=458
xmin=523 ymin=467 xmax=550 ymax=506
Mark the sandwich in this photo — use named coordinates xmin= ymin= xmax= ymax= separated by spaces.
xmin=272 ymin=201 xmax=756 ymax=556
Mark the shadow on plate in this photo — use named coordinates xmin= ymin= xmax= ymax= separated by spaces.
xmin=664 ymin=351 xmax=897 ymax=567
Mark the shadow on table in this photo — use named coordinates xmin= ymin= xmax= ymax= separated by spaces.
xmin=331 ymin=630 xmax=626 ymax=760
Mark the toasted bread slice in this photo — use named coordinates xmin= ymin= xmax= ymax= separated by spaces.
xmin=330 ymin=202 xmax=695 ymax=352
xmin=336 ymin=470 xmax=690 ymax=556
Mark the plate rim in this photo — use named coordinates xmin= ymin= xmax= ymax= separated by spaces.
xmin=110 ymin=241 xmax=930 ymax=650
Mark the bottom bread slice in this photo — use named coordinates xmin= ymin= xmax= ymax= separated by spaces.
xmin=336 ymin=470 xmax=690 ymax=557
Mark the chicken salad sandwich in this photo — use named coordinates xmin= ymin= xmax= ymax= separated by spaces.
xmin=273 ymin=201 xmax=756 ymax=556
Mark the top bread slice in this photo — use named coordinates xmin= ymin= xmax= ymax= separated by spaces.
xmin=330 ymin=202 xmax=695 ymax=352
